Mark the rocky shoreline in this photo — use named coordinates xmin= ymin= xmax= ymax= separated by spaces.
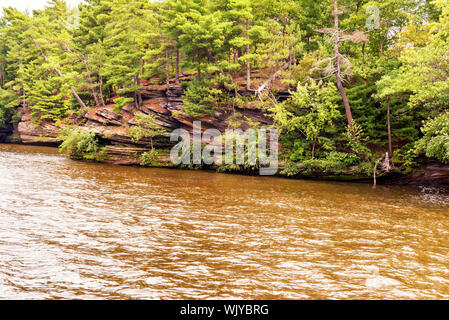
xmin=4 ymin=84 xmax=272 ymax=163
xmin=1 ymin=83 xmax=448 ymax=186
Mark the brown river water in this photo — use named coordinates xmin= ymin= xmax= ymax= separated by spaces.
xmin=1 ymin=144 xmax=449 ymax=300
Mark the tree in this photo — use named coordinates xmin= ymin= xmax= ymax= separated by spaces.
xmin=226 ymin=0 xmax=254 ymax=90
xmin=0 ymin=2 xmax=87 ymax=121
xmin=314 ymin=0 xmax=368 ymax=129
xmin=145 ymin=1 xmax=175 ymax=88
xmin=174 ymin=0 xmax=233 ymax=78
xmin=71 ymin=0 xmax=113 ymax=108
xmin=102 ymin=0 xmax=154 ymax=109
xmin=332 ymin=0 xmax=353 ymax=127
xmin=129 ymin=113 xmax=167 ymax=150
xmin=269 ymin=80 xmax=340 ymax=159
xmin=161 ymin=0 xmax=187 ymax=84
xmin=414 ymin=111 xmax=449 ymax=164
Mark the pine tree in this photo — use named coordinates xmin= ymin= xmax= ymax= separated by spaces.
xmin=70 ymin=0 xmax=113 ymax=108
xmin=22 ymin=0 xmax=88 ymax=118
xmin=102 ymin=0 xmax=154 ymax=109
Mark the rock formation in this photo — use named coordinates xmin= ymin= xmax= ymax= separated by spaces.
xmin=12 ymin=84 xmax=272 ymax=165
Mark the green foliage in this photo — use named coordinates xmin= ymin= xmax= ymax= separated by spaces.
xmin=27 ymin=75 xmax=73 ymax=122
xmin=325 ymin=151 xmax=361 ymax=167
xmin=354 ymin=161 xmax=376 ymax=177
xmin=141 ymin=149 xmax=161 ymax=166
xmin=175 ymin=140 xmax=206 ymax=170
xmin=183 ymin=76 xmax=224 ymax=117
xmin=270 ymin=80 xmax=340 ymax=160
xmin=415 ymin=111 xmax=449 ymax=163
xmin=344 ymin=121 xmax=372 ymax=160
xmin=1 ymin=0 xmax=449 ymax=176
xmin=0 ymin=88 xmax=19 ymax=126
xmin=216 ymin=129 xmax=264 ymax=173
xmin=102 ymin=0 xmax=153 ymax=97
xmin=129 ymin=113 xmax=167 ymax=148
xmin=280 ymin=161 xmax=300 ymax=176
xmin=301 ymin=159 xmax=345 ymax=176
xmin=58 ymin=127 xmax=104 ymax=160
xmin=113 ymin=97 xmax=134 ymax=114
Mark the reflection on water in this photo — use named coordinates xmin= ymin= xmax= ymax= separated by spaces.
xmin=1 ymin=143 xmax=449 ymax=299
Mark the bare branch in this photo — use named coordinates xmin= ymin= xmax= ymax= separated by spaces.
xmin=341 ymin=30 xmax=369 ymax=43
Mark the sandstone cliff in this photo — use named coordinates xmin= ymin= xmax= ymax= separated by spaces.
xmin=6 ymin=84 xmax=449 ymax=186
xmin=13 ymin=84 xmax=272 ymax=165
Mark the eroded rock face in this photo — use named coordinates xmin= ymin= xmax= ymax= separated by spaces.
xmin=86 ymin=106 xmax=123 ymax=126
xmin=13 ymin=85 xmax=273 ymax=163
xmin=17 ymin=121 xmax=62 ymax=146
xmin=9 ymin=85 xmax=449 ymax=185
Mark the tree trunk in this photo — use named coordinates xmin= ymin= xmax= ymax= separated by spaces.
xmin=0 ymin=62 xmax=4 ymax=88
xmin=181 ymin=51 xmax=186 ymax=76
xmin=282 ymin=29 xmax=286 ymax=49
xmin=134 ymin=72 xmax=142 ymax=107
xmin=59 ymin=72 xmax=88 ymax=109
xmin=99 ymin=74 xmax=106 ymax=107
xmin=204 ymin=47 xmax=216 ymax=63
xmin=40 ymin=50 xmax=87 ymax=109
xmin=165 ymin=48 xmax=170 ymax=89
xmin=387 ymin=96 xmax=393 ymax=157
xmin=380 ymin=39 xmax=384 ymax=56
xmin=83 ymin=57 xmax=100 ymax=108
xmin=373 ymin=160 xmax=380 ymax=188
xmin=70 ymin=86 xmax=88 ymax=109
xmin=333 ymin=0 xmax=353 ymax=128
xmin=134 ymin=92 xmax=138 ymax=109
xmin=21 ymin=86 xmax=27 ymax=113
xmin=246 ymin=18 xmax=251 ymax=91
xmin=311 ymin=138 xmax=317 ymax=159
xmin=138 ymin=92 xmax=143 ymax=107
xmin=256 ymin=62 xmax=290 ymax=95
xmin=175 ymin=48 xmax=180 ymax=84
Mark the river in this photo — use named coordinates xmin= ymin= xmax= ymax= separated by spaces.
xmin=1 ymin=143 xmax=449 ymax=299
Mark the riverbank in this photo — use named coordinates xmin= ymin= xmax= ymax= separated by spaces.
xmin=1 ymin=83 xmax=448 ymax=186
xmin=2 ymin=138 xmax=448 ymax=187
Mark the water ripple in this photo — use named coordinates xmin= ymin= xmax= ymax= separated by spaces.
xmin=1 ymin=144 xmax=449 ymax=299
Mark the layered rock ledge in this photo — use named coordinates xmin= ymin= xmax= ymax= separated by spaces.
xmin=5 ymin=84 xmax=449 ymax=186
xmin=12 ymin=85 xmax=272 ymax=166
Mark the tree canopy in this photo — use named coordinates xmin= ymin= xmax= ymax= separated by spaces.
xmin=1 ymin=0 xmax=448 ymax=170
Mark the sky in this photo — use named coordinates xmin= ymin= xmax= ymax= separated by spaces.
xmin=0 ymin=0 xmax=83 ymax=13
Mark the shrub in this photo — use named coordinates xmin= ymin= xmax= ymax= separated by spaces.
xmin=344 ymin=121 xmax=372 ymax=160
xmin=129 ymin=113 xmax=167 ymax=149
xmin=280 ymin=161 xmax=300 ymax=176
xmin=184 ymin=74 xmax=236 ymax=118
xmin=301 ymin=159 xmax=345 ymax=175
xmin=141 ymin=149 xmax=160 ymax=166
xmin=414 ymin=111 xmax=449 ymax=164
xmin=355 ymin=162 xmax=375 ymax=177
xmin=325 ymin=151 xmax=361 ymax=167
xmin=58 ymin=127 xmax=103 ymax=160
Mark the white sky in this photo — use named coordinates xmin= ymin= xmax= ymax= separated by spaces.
xmin=0 ymin=0 xmax=83 ymax=13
